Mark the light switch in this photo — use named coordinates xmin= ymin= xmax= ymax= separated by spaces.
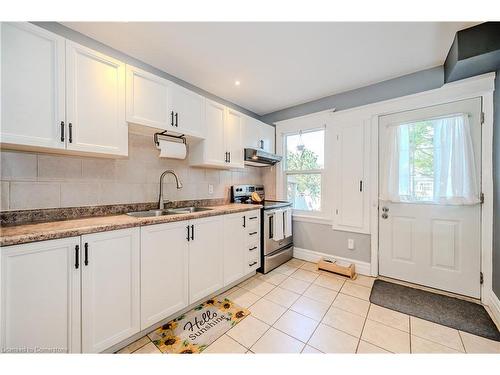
xmin=208 ymin=184 xmax=214 ymax=195
xmin=348 ymin=239 xmax=355 ymax=250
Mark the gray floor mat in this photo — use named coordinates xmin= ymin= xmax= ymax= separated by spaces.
xmin=370 ymin=280 xmax=500 ymax=342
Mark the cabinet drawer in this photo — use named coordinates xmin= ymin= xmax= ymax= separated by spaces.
xmin=247 ymin=229 xmax=260 ymax=243
xmin=246 ymin=214 xmax=259 ymax=231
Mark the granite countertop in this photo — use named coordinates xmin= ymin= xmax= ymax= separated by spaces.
xmin=0 ymin=204 xmax=262 ymax=247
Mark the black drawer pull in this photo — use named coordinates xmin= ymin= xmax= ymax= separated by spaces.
xmin=249 ymin=261 xmax=257 ymax=267
xmin=75 ymin=245 xmax=79 ymax=269
xmin=249 ymin=246 xmax=257 ymax=251
xmin=249 ymin=216 xmax=258 ymax=220
xmin=84 ymin=242 xmax=89 ymax=266
xmin=249 ymin=231 xmax=257 ymax=235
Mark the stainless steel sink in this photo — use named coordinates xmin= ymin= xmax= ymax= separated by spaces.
xmin=126 ymin=206 xmax=212 ymax=218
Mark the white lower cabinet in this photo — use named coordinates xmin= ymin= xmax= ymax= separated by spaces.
xmin=223 ymin=213 xmax=247 ymax=285
xmin=188 ymin=216 xmax=224 ymax=304
xmin=80 ymin=228 xmax=140 ymax=353
xmin=0 ymin=237 xmax=81 ymax=353
xmin=140 ymin=221 xmax=189 ymax=330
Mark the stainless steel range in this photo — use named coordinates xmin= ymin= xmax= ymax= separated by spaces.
xmin=231 ymin=184 xmax=293 ymax=273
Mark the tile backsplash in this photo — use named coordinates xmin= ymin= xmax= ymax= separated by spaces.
xmin=0 ymin=132 xmax=276 ymax=211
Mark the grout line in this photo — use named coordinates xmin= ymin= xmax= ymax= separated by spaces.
xmin=355 ymin=304 xmax=370 ymax=353
xmin=457 ymin=331 xmax=467 ymax=353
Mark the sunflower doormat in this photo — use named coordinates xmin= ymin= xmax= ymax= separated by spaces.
xmin=148 ymin=297 xmax=250 ymax=354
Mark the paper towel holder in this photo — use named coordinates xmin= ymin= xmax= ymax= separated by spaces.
xmin=153 ymin=130 xmax=186 ymax=147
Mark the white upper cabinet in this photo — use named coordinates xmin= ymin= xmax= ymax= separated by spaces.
xmin=1 ymin=22 xmax=66 ymax=150
xmin=332 ymin=117 xmax=370 ymax=234
xmin=243 ymin=116 xmax=275 ymax=153
xmin=168 ymin=82 xmax=204 ymax=137
xmin=225 ymin=108 xmax=244 ymax=168
xmin=66 ymin=41 xmax=127 ymax=156
xmin=189 ymin=100 xmax=244 ymax=169
xmin=81 ymin=228 xmax=140 ymax=353
xmin=140 ymin=221 xmax=189 ymax=330
xmin=126 ymin=65 xmax=171 ymax=129
xmin=1 ymin=237 xmax=81 ymax=353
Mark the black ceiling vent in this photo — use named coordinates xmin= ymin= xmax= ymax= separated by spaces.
xmin=444 ymin=22 xmax=500 ymax=83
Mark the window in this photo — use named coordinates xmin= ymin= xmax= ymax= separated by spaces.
xmin=284 ymin=129 xmax=325 ymax=211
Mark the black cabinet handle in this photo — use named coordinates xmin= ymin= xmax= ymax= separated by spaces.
xmin=68 ymin=123 xmax=73 ymax=143
xmin=249 ymin=246 xmax=257 ymax=251
xmin=191 ymin=224 xmax=194 ymax=241
xmin=249 ymin=261 xmax=257 ymax=267
xmin=243 ymin=216 xmax=246 ymax=228
xmin=249 ymin=216 xmax=257 ymax=220
xmin=186 ymin=225 xmax=190 ymax=241
xmin=228 ymin=152 xmax=231 ymax=163
xmin=84 ymin=242 xmax=89 ymax=266
xmin=60 ymin=121 xmax=65 ymax=142
xmin=249 ymin=231 xmax=257 ymax=236
xmin=75 ymin=245 xmax=79 ymax=269
xmin=259 ymin=139 xmax=264 ymax=149
xmin=359 ymin=180 xmax=363 ymax=192
xmin=171 ymin=111 xmax=174 ymax=126
xmin=175 ymin=112 xmax=178 ymax=127
xmin=224 ymin=152 xmax=228 ymax=163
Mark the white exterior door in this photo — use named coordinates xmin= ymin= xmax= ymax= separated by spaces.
xmin=188 ymin=216 xmax=224 ymax=304
xmin=66 ymin=41 xmax=127 ymax=156
xmin=1 ymin=22 xmax=66 ymax=150
xmin=223 ymin=213 xmax=246 ymax=286
xmin=378 ymin=98 xmax=482 ymax=298
xmin=1 ymin=237 xmax=81 ymax=353
xmin=140 ymin=222 xmax=189 ymax=330
xmin=81 ymin=228 xmax=140 ymax=353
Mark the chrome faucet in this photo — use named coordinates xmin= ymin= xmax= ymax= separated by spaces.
xmin=158 ymin=170 xmax=183 ymax=209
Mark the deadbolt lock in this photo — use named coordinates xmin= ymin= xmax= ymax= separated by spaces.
xmin=382 ymin=207 xmax=389 ymax=212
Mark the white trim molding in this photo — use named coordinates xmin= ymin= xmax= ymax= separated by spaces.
xmin=293 ymin=247 xmax=371 ymax=276
xmin=484 ymin=290 xmax=500 ymax=330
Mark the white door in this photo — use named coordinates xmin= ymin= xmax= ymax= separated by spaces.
xmin=126 ymin=64 xmax=171 ymax=130
xmin=225 ymin=108 xmax=244 ymax=168
xmin=66 ymin=41 xmax=128 ymax=156
xmin=81 ymin=228 xmax=140 ymax=353
xmin=379 ymin=98 xmax=482 ymax=298
xmin=1 ymin=237 xmax=81 ymax=353
xmin=188 ymin=216 xmax=224 ymax=304
xmin=243 ymin=116 xmax=262 ymax=150
xmin=140 ymin=222 xmax=189 ymax=330
xmin=203 ymin=99 xmax=226 ymax=165
xmin=169 ymin=83 xmax=204 ymax=137
xmin=259 ymin=123 xmax=276 ymax=153
xmin=223 ymin=213 xmax=246 ymax=286
xmin=1 ymin=22 xmax=66 ymax=150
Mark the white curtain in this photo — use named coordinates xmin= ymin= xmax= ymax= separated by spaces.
xmin=380 ymin=113 xmax=480 ymax=205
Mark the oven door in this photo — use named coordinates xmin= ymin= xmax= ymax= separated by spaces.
xmin=263 ymin=209 xmax=293 ymax=255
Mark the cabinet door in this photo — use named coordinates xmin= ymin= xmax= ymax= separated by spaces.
xmin=259 ymin=124 xmax=275 ymax=153
xmin=1 ymin=237 xmax=81 ymax=353
xmin=332 ymin=119 xmax=370 ymax=233
xmin=81 ymin=228 xmax=140 ymax=353
xmin=223 ymin=213 xmax=246 ymax=286
xmin=188 ymin=216 xmax=224 ymax=304
xmin=126 ymin=65 xmax=171 ymax=129
xmin=225 ymin=108 xmax=244 ymax=168
xmin=66 ymin=41 xmax=128 ymax=156
xmin=169 ymin=83 xmax=204 ymax=137
xmin=140 ymin=222 xmax=189 ymax=330
xmin=1 ymin=22 xmax=66 ymax=150
xmin=203 ymin=99 xmax=226 ymax=165
xmin=243 ymin=116 xmax=262 ymax=150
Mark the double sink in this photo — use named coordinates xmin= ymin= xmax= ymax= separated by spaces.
xmin=126 ymin=206 xmax=213 ymax=218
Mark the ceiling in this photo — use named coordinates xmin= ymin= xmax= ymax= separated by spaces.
xmin=63 ymin=22 xmax=477 ymax=116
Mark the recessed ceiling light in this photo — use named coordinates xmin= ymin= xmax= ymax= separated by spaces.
xmin=234 ymin=80 xmax=240 ymax=86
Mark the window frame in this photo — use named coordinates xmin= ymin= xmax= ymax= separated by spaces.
xmin=282 ymin=127 xmax=326 ymax=215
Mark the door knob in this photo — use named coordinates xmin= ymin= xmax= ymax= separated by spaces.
xmin=381 ymin=213 xmax=388 ymax=219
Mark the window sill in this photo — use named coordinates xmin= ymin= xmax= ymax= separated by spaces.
xmin=292 ymin=214 xmax=332 ymax=225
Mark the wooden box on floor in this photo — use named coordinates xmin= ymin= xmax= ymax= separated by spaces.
xmin=317 ymin=258 xmax=356 ymax=279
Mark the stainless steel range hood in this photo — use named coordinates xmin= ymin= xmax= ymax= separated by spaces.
xmin=244 ymin=148 xmax=282 ymax=166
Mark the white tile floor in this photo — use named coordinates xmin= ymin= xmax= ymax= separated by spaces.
xmin=118 ymin=258 xmax=500 ymax=354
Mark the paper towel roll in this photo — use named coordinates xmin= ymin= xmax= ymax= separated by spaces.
xmin=157 ymin=139 xmax=187 ymax=159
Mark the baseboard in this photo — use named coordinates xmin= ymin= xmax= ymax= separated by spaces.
xmin=485 ymin=290 xmax=500 ymax=330
xmin=293 ymin=247 xmax=371 ymax=276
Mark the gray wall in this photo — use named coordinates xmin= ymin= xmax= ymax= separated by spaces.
xmin=493 ymin=69 xmax=500 ymax=299
xmin=293 ymin=221 xmax=371 ymax=263
xmin=33 ymin=22 xmax=262 ymax=121
xmin=260 ymin=67 xmax=444 ymax=123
